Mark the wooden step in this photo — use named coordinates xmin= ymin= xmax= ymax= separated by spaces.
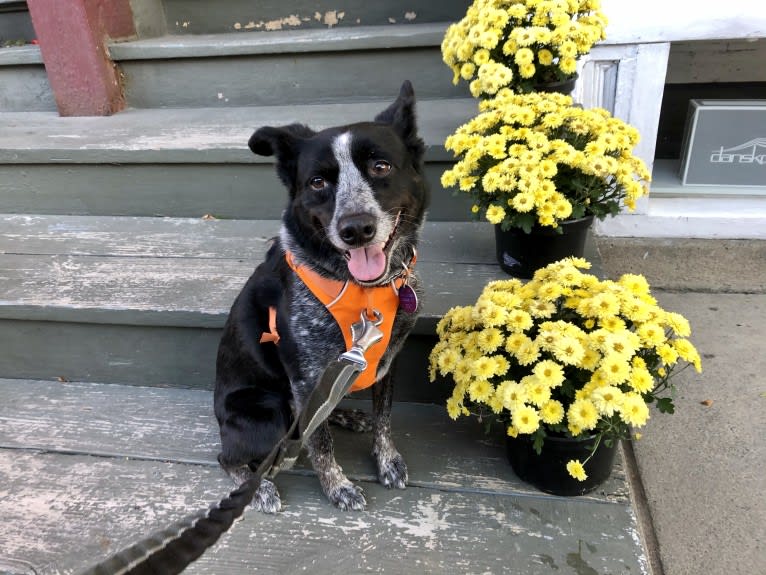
xmin=0 ymin=99 xmax=476 ymax=218
xmin=159 ymin=0 xmax=470 ymax=35
xmin=0 ymin=214 xmax=524 ymax=391
xmin=0 ymin=44 xmax=55 ymax=112
xmin=109 ymin=23 xmax=468 ymax=108
xmin=0 ymin=377 xmax=645 ymax=575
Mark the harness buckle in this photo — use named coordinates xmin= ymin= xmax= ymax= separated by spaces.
xmin=339 ymin=309 xmax=384 ymax=370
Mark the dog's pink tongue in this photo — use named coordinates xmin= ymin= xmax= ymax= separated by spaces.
xmin=347 ymin=243 xmax=386 ymax=282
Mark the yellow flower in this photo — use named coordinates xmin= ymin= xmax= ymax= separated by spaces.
xmin=540 ymin=400 xmax=565 ymax=425
xmin=673 ymin=338 xmax=702 ymax=372
xmin=471 ymin=357 xmax=496 ymax=380
xmin=446 ymin=395 xmax=463 ymax=419
xmin=485 ymin=204 xmax=507 ymax=225
xmin=512 ymin=404 xmax=541 ymax=434
xmin=477 ymin=327 xmax=504 ymax=353
xmin=537 ymin=48 xmax=554 ymax=66
xmin=620 ymin=393 xmax=650 ymax=427
xmin=497 ymin=379 xmax=527 ymax=411
xmin=511 ymin=191 xmax=535 ymax=212
xmin=551 ymin=335 xmax=586 ymax=366
xmin=663 ymin=311 xmax=691 ymax=337
xmin=533 ymin=359 xmax=565 ymax=387
xmin=568 ymin=398 xmax=599 ymax=430
xmin=506 ymin=309 xmax=534 ymax=332
xmin=460 ymin=61 xmax=476 ymax=80
xmin=468 ymin=379 xmax=494 ymax=403
xmin=524 ymin=375 xmax=552 ymax=407
xmin=629 ymin=366 xmax=655 ymax=394
xmin=516 ymin=338 xmax=541 ymax=365
xmin=567 ymin=459 xmax=588 ymax=482
xmin=590 ymin=386 xmax=624 ymax=417
xmin=599 ymin=353 xmax=631 ymax=385
xmin=637 ymin=322 xmax=666 ymax=347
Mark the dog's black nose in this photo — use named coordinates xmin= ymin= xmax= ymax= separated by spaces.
xmin=338 ymin=214 xmax=377 ymax=246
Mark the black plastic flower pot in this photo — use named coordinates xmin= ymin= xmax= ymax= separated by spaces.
xmin=494 ymin=215 xmax=593 ymax=279
xmin=506 ymin=432 xmax=617 ymax=496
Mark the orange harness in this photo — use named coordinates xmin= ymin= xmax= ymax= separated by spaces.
xmin=259 ymin=251 xmax=415 ymax=392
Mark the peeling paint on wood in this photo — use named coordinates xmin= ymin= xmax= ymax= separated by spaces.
xmin=0 ymin=378 xmax=646 ymax=574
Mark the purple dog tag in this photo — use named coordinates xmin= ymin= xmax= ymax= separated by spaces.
xmin=398 ymin=284 xmax=418 ymax=313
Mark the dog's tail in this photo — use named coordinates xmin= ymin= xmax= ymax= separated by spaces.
xmin=81 ymin=475 xmax=261 ymax=575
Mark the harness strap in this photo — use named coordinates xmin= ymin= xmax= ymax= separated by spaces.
xmin=79 ymin=313 xmax=383 ymax=575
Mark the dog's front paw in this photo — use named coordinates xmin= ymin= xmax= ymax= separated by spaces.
xmin=376 ymin=451 xmax=408 ymax=489
xmin=252 ymin=478 xmax=282 ymax=514
xmin=327 ymin=480 xmax=367 ymax=511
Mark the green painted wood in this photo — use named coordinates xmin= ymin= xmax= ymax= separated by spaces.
xmin=0 ymin=378 xmax=629 ymax=502
xmin=119 ymin=47 xmax=465 ymax=108
xmin=0 ymin=450 xmax=644 ymax=575
xmin=0 ymin=215 xmax=600 ymax=388
xmin=0 ymin=4 xmax=35 ymax=44
xmin=110 ymin=23 xmax=450 ymax=60
xmin=0 ymin=64 xmax=55 ymax=112
xmin=0 ymin=101 xmax=475 ymax=164
xmin=0 ymin=215 xmax=493 ymax=263
xmin=0 ymin=217 xmax=504 ymax=325
xmin=0 ymin=162 xmax=470 ymax=220
xmin=0 ymin=99 xmax=471 ymax=216
xmin=161 ymin=0 xmax=470 ymax=35
xmin=0 ymin=44 xmax=41 ymax=65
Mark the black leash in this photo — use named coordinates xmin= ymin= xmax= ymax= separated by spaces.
xmin=80 ymin=311 xmax=384 ymax=575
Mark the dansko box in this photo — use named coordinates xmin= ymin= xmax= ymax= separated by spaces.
xmin=679 ymin=99 xmax=766 ymax=187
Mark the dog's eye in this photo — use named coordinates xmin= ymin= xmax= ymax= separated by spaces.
xmin=309 ymin=176 xmax=327 ymax=191
xmin=369 ymin=160 xmax=392 ymax=177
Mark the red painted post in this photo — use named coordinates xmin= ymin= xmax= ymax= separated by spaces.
xmin=26 ymin=0 xmax=136 ymax=116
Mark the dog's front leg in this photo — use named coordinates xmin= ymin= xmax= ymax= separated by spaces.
xmin=305 ymin=421 xmax=367 ymax=510
xmin=372 ymin=371 xmax=408 ymax=489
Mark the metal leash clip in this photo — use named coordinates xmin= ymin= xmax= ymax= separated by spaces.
xmin=339 ymin=309 xmax=384 ymax=371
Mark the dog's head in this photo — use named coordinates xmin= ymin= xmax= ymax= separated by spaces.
xmin=249 ymin=81 xmax=429 ymax=285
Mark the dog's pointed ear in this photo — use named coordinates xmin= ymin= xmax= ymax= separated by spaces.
xmin=375 ymin=81 xmax=424 ymax=166
xmin=248 ymin=124 xmax=316 ymax=190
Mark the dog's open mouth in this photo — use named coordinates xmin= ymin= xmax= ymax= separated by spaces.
xmin=344 ymin=212 xmax=401 ymax=283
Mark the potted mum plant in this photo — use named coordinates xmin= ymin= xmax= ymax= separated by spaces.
xmin=428 ymin=257 xmax=702 ymax=496
xmin=441 ymin=0 xmax=608 ymax=98
xmin=441 ymin=90 xmax=651 ymax=277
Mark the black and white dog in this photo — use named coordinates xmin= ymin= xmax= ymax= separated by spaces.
xmin=214 ymin=81 xmax=428 ymax=512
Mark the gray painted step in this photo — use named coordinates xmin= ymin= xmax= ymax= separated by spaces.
xmin=0 ymin=100 xmax=476 ymax=218
xmin=160 ymin=0 xmax=469 ymax=35
xmin=109 ymin=23 xmax=469 ymax=108
xmin=0 ymin=44 xmax=55 ymax=112
xmin=0 ymin=378 xmax=645 ymax=574
xmin=0 ymin=214 xmax=520 ymax=390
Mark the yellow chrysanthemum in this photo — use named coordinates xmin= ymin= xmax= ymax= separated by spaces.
xmin=540 ymin=399 xmax=565 ymax=425
xmin=629 ymin=366 xmax=655 ymax=394
xmin=620 ymin=393 xmax=650 ymax=427
xmin=497 ymin=379 xmax=527 ymax=411
xmin=673 ymin=338 xmax=702 ymax=372
xmin=524 ymin=375 xmax=552 ymax=407
xmin=468 ymin=379 xmax=494 ymax=403
xmin=567 ymin=459 xmax=588 ymax=481
xmin=485 ymin=204 xmax=507 ymax=225
xmin=477 ymin=327 xmax=504 ymax=353
xmin=533 ymin=359 xmax=565 ymax=388
xmin=590 ymin=386 xmax=624 ymax=417
xmin=568 ymin=398 xmax=599 ymax=431
xmin=512 ymin=404 xmax=541 ymax=434
xmin=599 ymin=353 xmax=631 ymax=385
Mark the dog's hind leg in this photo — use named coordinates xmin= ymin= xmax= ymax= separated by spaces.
xmin=372 ymin=371 xmax=408 ymax=489
xmin=327 ymin=408 xmax=373 ymax=432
